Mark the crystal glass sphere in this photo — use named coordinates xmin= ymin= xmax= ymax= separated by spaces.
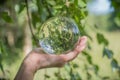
xmin=39 ymin=17 xmax=80 ymax=54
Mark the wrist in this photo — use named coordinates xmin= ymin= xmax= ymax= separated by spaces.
xmin=22 ymin=62 xmax=34 ymax=75
xmin=15 ymin=59 xmax=35 ymax=80
xmin=23 ymin=51 xmax=44 ymax=73
xmin=23 ymin=57 xmax=38 ymax=74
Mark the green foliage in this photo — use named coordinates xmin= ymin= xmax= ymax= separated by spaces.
xmin=18 ymin=2 xmax=26 ymax=14
xmin=83 ymin=51 xmax=92 ymax=64
xmin=103 ymin=48 xmax=113 ymax=59
xmin=110 ymin=0 xmax=120 ymax=30
xmin=0 ymin=0 xmax=120 ymax=80
xmin=111 ymin=59 xmax=119 ymax=69
xmin=1 ymin=11 xmax=13 ymax=23
xmin=96 ymin=32 xmax=120 ymax=77
xmin=0 ymin=46 xmax=4 ymax=75
xmin=0 ymin=40 xmax=5 ymax=75
xmin=96 ymin=33 xmax=109 ymax=46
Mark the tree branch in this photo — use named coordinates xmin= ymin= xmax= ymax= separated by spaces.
xmin=25 ymin=0 xmax=38 ymax=45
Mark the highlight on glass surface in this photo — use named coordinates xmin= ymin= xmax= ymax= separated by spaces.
xmin=39 ymin=16 xmax=80 ymax=54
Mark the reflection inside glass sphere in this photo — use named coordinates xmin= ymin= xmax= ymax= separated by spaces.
xmin=39 ymin=17 xmax=80 ymax=54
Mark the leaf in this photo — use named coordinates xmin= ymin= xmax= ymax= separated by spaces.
xmin=54 ymin=72 xmax=65 ymax=80
xmin=0 ymin=40 xmax=6 ymax=55
xmin=1 ymin=11 xmax=13 ymax=23
xmin=102 ymin=76 xmax=110 ymax=80
xmin=46 ymin=0 xmax=56 ymax=6
xmin=111 ymin=59 xmax=118 ymax=69
xmin=94 ymin=24 xmax=99 ymax=29
xmin=78 ymin=0 xmax=86 ymax=8
xmin=82 ymin=51 xmax=93 ymax=64
xmin=93 ymin=65 xmax=99 ymax=75
xmin=74 ymin=0 xmax=78 ymax=6
xmin=70 ymin=73 xmax=76 ymax=80
xmin=96 ymin=33 xmax=109 ymax=46
xmin=87 ymin=43 xmax=92 ymax=50
xmin=0 ymin=62 xmax=5 ymax=75
xmin=54 ymin=5 xmax=63 ymax=9
xmin=54 ymin=72 xmax=59 ymax=76
xmin=64 ymin=64 xmax=71 ymax=73
xmin=31 ymin=12 xmax=40 ymax=28
xmin=103 ymin=48 xmax=113 ymax=59
xmin=0 ymin=51 xmax=4 ymax=75
xmin=41 ymin=7 xmax=49 ymax=22
xmin=18 ymin=3 xmax=25 ymax=13
xmin=86 ymin=71 xmax=91 ymax=80
xmin=0 ymin=41 xmax=5 ymax=75
xmin=82 ymin=0 xmax=87 ymax=3
xmin=73 ymin=63 xmax=79 ymax=68
xmin=75 ymin=72 xmax=82 ymax=80
xmin=44 ymin=74 xmax=50 ymax=78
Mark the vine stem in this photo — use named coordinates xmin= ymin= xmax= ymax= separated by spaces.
xmin=25 ymin=0 xmax=38 ymax=45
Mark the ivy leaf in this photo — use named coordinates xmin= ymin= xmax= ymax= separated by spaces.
xmin=96 ymin=33 xmax=109 ymax=46
xmin=111 ymin=59 xmax=118 ymax=69
xmin=1 ymin=11 xmax=12 ymax=23
xmin=103 ymin=48 xmax=113 ymax=59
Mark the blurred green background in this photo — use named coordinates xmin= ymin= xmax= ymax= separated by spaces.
xmin=0 ymin=0 xmax=120 ymax=80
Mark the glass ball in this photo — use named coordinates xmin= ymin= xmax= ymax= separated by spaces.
xmin=39 ymin=16 xmax=80 ymax=54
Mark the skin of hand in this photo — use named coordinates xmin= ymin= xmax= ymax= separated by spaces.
xmin=15 ymin=36 xmax=87 ymax=80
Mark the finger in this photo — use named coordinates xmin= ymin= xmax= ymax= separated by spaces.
xmin=74 ymin=36 xmax=87 ymax=53
xmin=61 ymin=36 xmax=87 ymax=62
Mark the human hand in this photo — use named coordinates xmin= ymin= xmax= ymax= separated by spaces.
xmin=24 ymin=36 xmax=87 ymax=71
xmin=15 ymin=36 xmax=87 ymax=80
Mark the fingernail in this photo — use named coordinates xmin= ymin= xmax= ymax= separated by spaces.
xmin=81 ymin=36 xmax=87 ymax=41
